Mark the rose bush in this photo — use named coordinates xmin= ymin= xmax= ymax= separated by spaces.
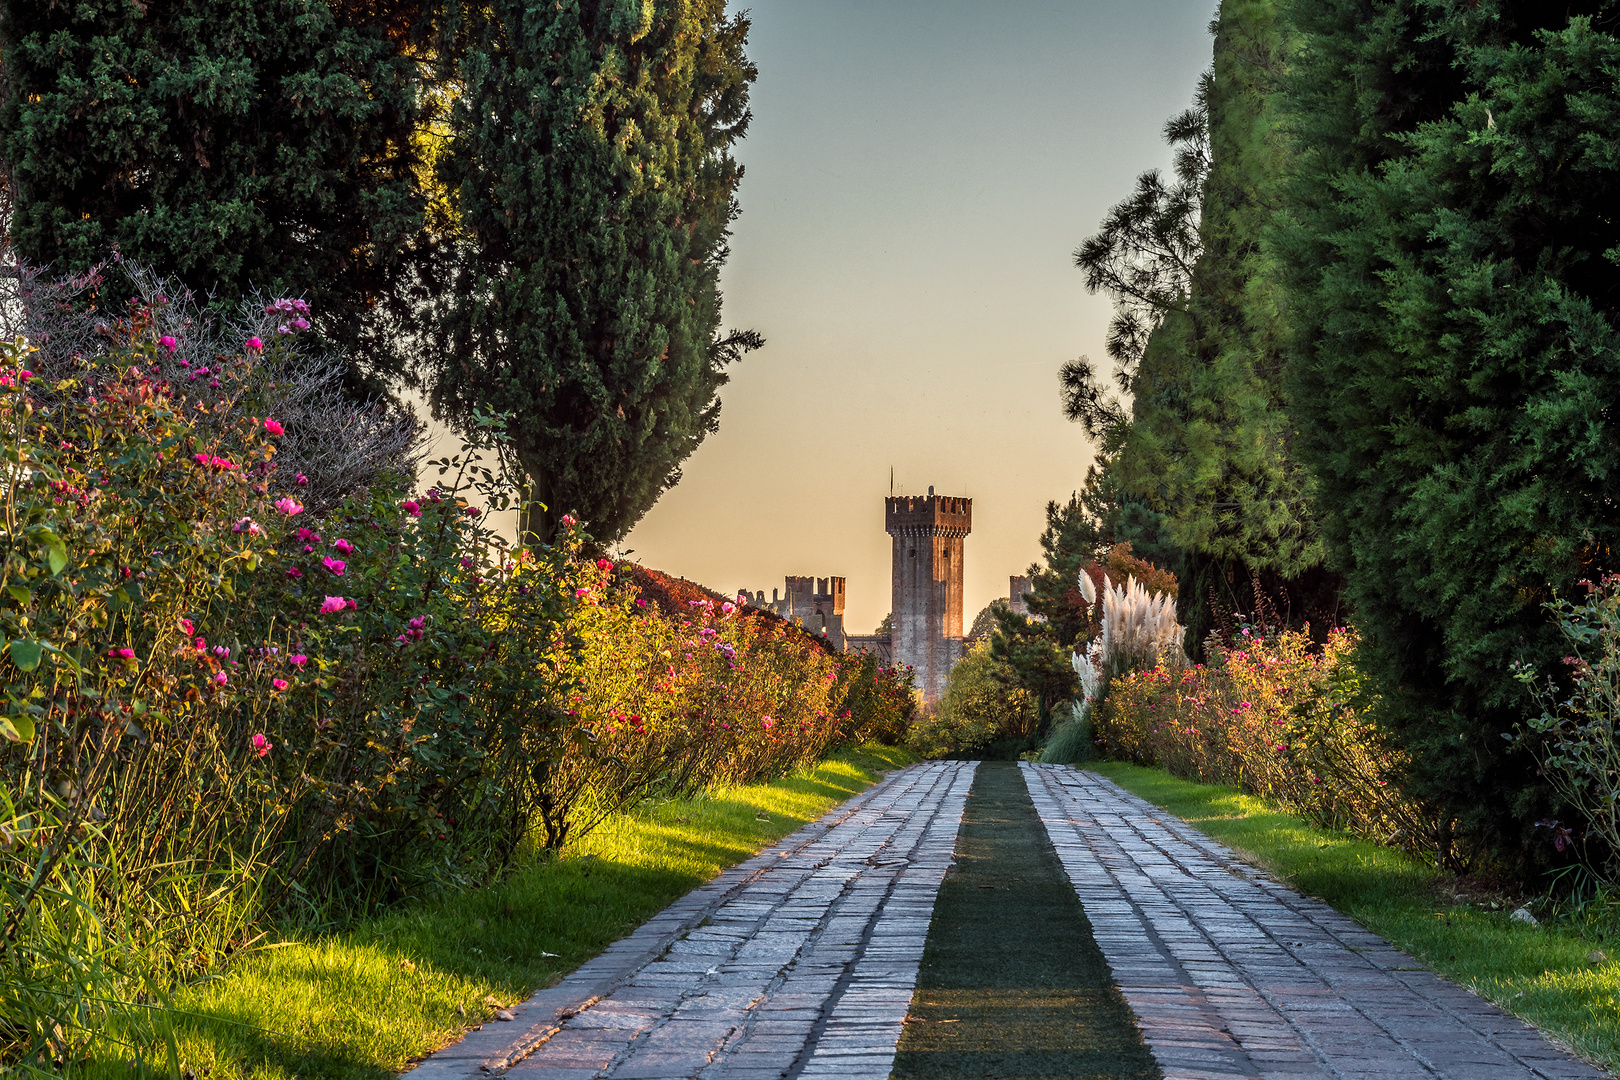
xmin=1093 ymin=625 xmax=1439 ymax=856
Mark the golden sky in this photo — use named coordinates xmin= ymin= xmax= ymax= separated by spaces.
xmin=620 ymin=0 xmax=1220 ymax=633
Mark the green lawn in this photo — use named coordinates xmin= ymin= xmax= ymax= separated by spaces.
xmin=1090 ymin=761 xmax=1620 ymax=1074
xmin=119 ymin=744 xmax=915 ymax=1080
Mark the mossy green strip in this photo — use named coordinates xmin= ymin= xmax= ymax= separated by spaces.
xmin=891 ymin=761 xmax=1159 ymax=1080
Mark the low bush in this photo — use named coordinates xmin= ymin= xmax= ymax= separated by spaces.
xmin=1092 ymin=625 xmax=1438 ymax=857
xmin=907 ymin=638 xmax=1035 ymax=758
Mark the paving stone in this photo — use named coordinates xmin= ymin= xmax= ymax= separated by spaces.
xmin=409 ymin=760 xmax=974 ymax=1080
xmin=1022 ymin=762 xmax=1614 ymax=1080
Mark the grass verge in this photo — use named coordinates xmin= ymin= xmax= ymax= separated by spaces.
xmin=1090 ymin=760 xmax=1620 ymax=1074
xmin=126 ymin=744 xmax=916 ymax=1080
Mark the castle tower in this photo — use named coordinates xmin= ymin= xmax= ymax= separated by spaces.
xmin=886 ymin=491 xmax=972 ymax=702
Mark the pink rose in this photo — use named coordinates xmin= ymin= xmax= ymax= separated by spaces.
xmin=286 ymin=567 xmax=303 ymax=579
xmin=272 ymin=678 xmax=289 ymax=692
xmin=275 ymin=497 xmax=304 ymax=517
xmin=332 ymin=538 xmax=353 ymax=554
xmin=159 ymin=336 xmax=177 ymax=353
xmin=403 ymin=500 xmax=421 ymax=516
xmin=214 ymin=671 xmax=228 ymax=686
xmin=263 ymin=417 xmax=284 ymax=437
xmin=289 ymin=654 xmax=308 ymax=669
xmin=322 ymin=556 xmax=346 ymax=576
xmin=245 ymin=336 xmax=264 ymax=352
xmin=319 ymin=596 xmax=348 ymax=614
xmin=251 ymin=733 xmax=273 ymax=757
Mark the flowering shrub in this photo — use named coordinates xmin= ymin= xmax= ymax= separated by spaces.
xmin=1513 ymin=574 xmax=1620 ymax=883
xmin=1093 ymin=626 xmax=1438 ymax=855
xmin=531 ymin=580 xmax=914 ymax=847
xmin=0 ymin=332 xmax=583 ymax=1067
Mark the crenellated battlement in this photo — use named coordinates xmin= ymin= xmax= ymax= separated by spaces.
xmin=885 ymin=493 xmax=973 ymax=539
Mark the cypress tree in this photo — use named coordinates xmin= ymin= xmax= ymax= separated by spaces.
xmin=0 ymin=0 xmax=435 ymax=384
xmin=1070 ymin=1 xmax=1335 ymax=654
xmin=427 ymin=0 xmax=759 ymax=544
xmin=1278 ymin=0 xmax=1620 ymax=864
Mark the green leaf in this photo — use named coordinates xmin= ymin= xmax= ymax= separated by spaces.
xmin=6 ymin=585 xmax=29 ymax=605
xmin=7 ymin=639 xmax=43 ymax=671
xmin=0 ymin=716 xmax=35 ymax=743
xmin=36 ymin=529 xmax=67 ymax=575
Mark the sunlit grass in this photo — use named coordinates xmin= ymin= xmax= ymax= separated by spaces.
xmin=113 ymin=744 xmax=915 ymax=1080
xmin=1091 ymin=761 xmax=1620 ymax=1073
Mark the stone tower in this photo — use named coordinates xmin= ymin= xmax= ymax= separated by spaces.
xmin=886 ymin=491 xmax=972 ymax=702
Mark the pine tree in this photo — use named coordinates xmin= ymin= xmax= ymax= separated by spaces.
xmin=0 ymin=0 xmax=435 ymax=385
xmin=427 ymin=0 xmax=759 ymax=544
xmin=1072 ymin=0 xmax=1336 ymax=655
xmin=1278 ymin=0 xmax=1620 ymax=863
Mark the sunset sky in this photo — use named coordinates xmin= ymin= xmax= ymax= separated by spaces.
xmin=448 ymin=0 xmax=1220 ymax=633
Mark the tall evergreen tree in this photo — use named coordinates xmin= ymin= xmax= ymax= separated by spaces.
xmin=1067 ymin=1 xmax=1334 ymax=654
xmin=0 ymin=0 xmax=435 ymax=384
xmin=1278 ymin=0 xmax=1620 ymax=864
xmin=428 ymin=0 xmax=759 ymax=544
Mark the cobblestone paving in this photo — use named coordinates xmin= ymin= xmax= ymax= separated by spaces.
xmin=415 ymin=760 xmax=975 ymax=1080
xmin=1023 ymin=762 xmax=1612 ymax=1080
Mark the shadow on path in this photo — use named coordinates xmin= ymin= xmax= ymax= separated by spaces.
xmin=890 ymin=760 xmax=1160 ymax=1080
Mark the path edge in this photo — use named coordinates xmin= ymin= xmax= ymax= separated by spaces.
xmin=402 ymin=761 xmax=931 ymax=1080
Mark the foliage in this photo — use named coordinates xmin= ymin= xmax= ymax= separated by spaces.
xmin=1060 ymin=88 xmax=1207 ymax=444
xmin=968 ymin=598 xmax=1008 ymax=641
xmin=428 ymin=0 xmax=762 ymax=544
xmin=1072 ymin=568 xmax=1187 ymax=709
xmin=907 ymin=639 xmax=1036 ymax=759
xmin=0 ymin=0 xmax=435 ymax=385
xmin=1276 ymin=0 xmax=1620 ymax=861
xmin=2 ymin=260 xmax=423 ymax=515
xmin=531 ymin=586 xmax=913 ymax=847
xmin=1513 ymin=575 xmax=1620 ymax=885
xmin=1093 ymin=626 xmax=1440 ymax=858
xmin=0 ymin=321 xmax=600 ymax=1067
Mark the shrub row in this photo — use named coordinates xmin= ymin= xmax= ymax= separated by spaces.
xmin=1092 ymin=625 xmax=1441 ymax=860
xmin=0 ymin=310 xmax=911 ymax=1069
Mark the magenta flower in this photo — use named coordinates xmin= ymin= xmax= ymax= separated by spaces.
xmin=763 ymin=717 xmax=774 ymax=729
xmin=402 ymin=499 xmax=421 ymax=517
xmin=464 ymin=505 xmax=480 ymax=517
xmin=295 ymin=472 xmax=308 ymax=486
xmin=561 ymin=514 xmax=577 ymax=527
xmin=245 ymin=336 xmax=264 ymax=353
xmin=272 ymin=678 xmax=289 ymax=692
xmin=289 ymin=654 xmax=308 ymax=669
xmin=292 ymin=316 xmax=310 ymax=330
xmin=107 ymin=647 xmax=135 ymax=660
xmin=251 ymin=733 xmax=273 ymax=757
xmin=575 ymin=587 xmax=590 ymax=598
xmin=319 ymin=596 xmax=347 ymax=615
xmin=214 ymin=671 xmax=228 ymax=686
xmin=160 ymin=336 xmax=177 ymax=353
xmin=275 ymin=497 xmax=304 ymax=517
xmin=179 ymin=618 xmax=194 ymax=637
xmin=296 ymin=528 xmax=321 ymax=543
xmin=722 ymin=602 xmax=735 ymax=614
xmin=345 ymin=598 xmax=357 ymax=610
xmin=263 ymin=417 xmax=284 ymax=437
xmin=322 ymin=556 xmax=346 ymax=576
xmin=286 ymin=567 xmax=303 ymax=579
xmin=332 ymin=538 xmax=354 ymax=554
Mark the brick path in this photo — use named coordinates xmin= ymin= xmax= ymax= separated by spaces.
xmin=1023 ymin=762 xmax=1611 ymax=1080
xmin=412 ymin=760 xmax=975 ymax=1080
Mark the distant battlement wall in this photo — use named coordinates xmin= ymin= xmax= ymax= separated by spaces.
xmin=741 ymin=575 xmax=847 ymax=649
